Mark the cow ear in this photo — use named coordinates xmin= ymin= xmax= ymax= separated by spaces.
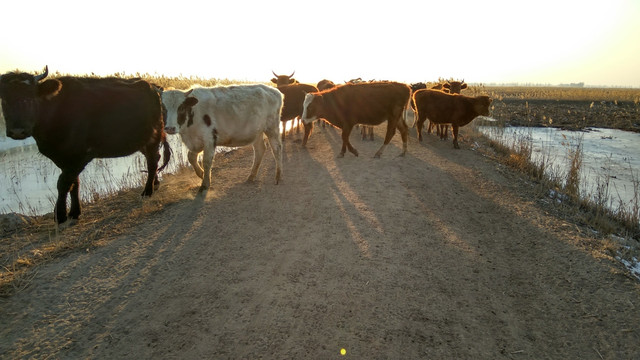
xmin=289 ymin=78 xmax=296 ymax=84
xmin=38 ymin=79 xmax=62 ymax=99
xmin=461 ymin=83 xmax=468 ymax=90
xmin=271 ymin=78 xmax=278 ymax=84
xmin=443 ymin=83 xmax=451 ymax=90
xmin=184 ymin=96 xmax=199 ymax=107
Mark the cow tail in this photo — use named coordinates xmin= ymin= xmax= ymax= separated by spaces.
xmin=157 ymin=136 xmax=172 ymax=173
xmin=404 ymin=97 xmax=415 ymax=128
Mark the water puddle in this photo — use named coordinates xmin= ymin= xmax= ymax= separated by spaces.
xmin=0 ymin=135 xmax=194 ymax=215
xmin=479 ymin=126 xmax=640 ymax=216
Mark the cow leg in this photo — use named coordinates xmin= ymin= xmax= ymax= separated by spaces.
xmin=340 ymin=125 xmax=358 ymax=157
xmin=200 ymin=142 xmax=217 ymax=192
xmin=187 ymin=150 xmax=204 ymax=179
xmin=302 ymin=122 xmax=313 ymax=147
xmin=68 ymin=176 xmax=81 ymax=220
xmin=54 ymin=170 xmax=81 ymax=224
xmin=427 ymin=121 xmax=433 ymax=134
xmin=141 ymin=145 xmax=160 ymax=197
xmin=395 ymin=120 xmax=409 ymax=157
xmin=265 ymin=132 xmax=283 ymax=184
xmin=374 ymin=121 xmax=398 ymax=158
xmin=452 ymin=125 xmax=461 ymax=149
xmin=369 ymin=126 xmax=374 ymax=141
xmin=416 ymin=115 xmax=425 ymax=142
xmin=248 ymin=135 xmax=267 ymax=182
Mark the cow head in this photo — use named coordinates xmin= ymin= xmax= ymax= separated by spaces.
xmin=317 ymin=79 xmax=336 ymax=91
xmin=443 ymin=80 xmax=468 ymax=94
xmin=410 ymin=82 xmax=427 ymax=93
xmin=474 ymin=96 xmax=493 ymax=117
xmin=301 ymin=93 xmax=322 ymax=124
xmin=161 ymin=89 xmax=198 ymax=134
xmin=0 ymin=66 xmax=60 ymax=139
xmin=271 ymin=71 xmax=297 ymax=87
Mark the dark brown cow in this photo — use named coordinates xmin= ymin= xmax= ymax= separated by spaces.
xmin=316 ymin=79 xmax=336 ymax=91
xmin=277 ymin=83 xmax=319 ymax=146
xmin=0 ymin=66 xmax=170 ymax=224
xmin=301 ymin=82 xmax=412 ymax=158
xmin=413 ymin=89 xmax=492 ymax=149
xmin=271 ymin=71 xmax=297 ymax=87
xmin=443 ymin=80 xmax=468 ymax=94
xmin=426 ymin=80 xmax=468 ymax=137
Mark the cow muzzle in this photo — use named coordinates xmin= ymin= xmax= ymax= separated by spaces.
xmin=7 ymin=128 xmax=29 ymax=140
xmin=164 ymin=126 xmax=177 ymax=135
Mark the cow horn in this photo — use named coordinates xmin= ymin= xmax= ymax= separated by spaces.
xmin=289 ymin=71 xmax=295 ymax=78
xmin=34 ymin=65 xmax=49 ymax=82
xmin=272 ymin=70 xmax=279 ymax=77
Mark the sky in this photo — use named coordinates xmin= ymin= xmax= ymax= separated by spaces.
xmin=1 ymin=0 xmax=639 ymax=87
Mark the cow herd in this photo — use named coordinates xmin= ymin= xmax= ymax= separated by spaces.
xmin=0 ymin=67 xmax=492 ymax=224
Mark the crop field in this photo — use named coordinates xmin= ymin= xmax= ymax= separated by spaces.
xmin=478 ymin=85 xmax=640 ymax=132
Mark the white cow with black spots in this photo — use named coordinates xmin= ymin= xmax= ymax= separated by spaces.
xmin=161 ymin=84 xmax=284 ymax=192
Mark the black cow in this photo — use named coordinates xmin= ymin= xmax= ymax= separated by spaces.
xmin=0 ymin=66 xmax=171 ymax=224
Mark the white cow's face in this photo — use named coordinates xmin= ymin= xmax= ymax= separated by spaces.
xmin=301 ymin=93 xmax=319 ymax=124
xmin=161 ymin=90 xmax=193 ymax=134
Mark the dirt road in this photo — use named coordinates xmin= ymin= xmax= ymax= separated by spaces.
xmin=1 ymin=124 xmax=639 ymax=359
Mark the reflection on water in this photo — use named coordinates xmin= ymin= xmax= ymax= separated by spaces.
xmin=480 ymin=126 xmax=640 ymax=215
xmin=0 ymin=136 xmax=193 ymax=216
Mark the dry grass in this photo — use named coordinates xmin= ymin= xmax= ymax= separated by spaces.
xmin=466 ymin=126 xmax=639 ymax=241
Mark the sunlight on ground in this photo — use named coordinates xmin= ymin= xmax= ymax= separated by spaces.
xmin=331 ymin=189 xmax=372 ymax=258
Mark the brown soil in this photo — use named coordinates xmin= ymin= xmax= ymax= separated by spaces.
xmin=492 ymin=99 xmax=640 ymax=132
xmin=1 ymin=124 xmax=639 ymax=359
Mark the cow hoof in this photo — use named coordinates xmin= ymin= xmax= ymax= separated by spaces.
xmin=197 ymin=186 xmax=209 ymax=193
xmin=338 ymin=153 xmax=345 ymax=158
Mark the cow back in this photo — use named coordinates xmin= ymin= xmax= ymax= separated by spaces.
xmin=186 ymin=84 xmax=283 ymax=147
xmin=34 ymin=77 xmax=163 ymax=160
xmin=320 ymin=82 xmax=411 ymax=126
xmin=413 ymin=89 xmax=491 ymax=127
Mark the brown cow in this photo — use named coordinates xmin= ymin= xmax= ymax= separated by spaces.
xmin=278 ymin=83 xmax=319 ymax=146
xmin=426 ymin=80 xmax=468 ymax=137
xmin=345 ymin=77 xmax=376 ymax=141
xmin=413 ymin=89 xmax=492 ymax=149
xmin=316 ymin=79 xmax=336 ymax=91
xmin=301 ymin=82 xmax=412 ymax=158
xmin=315 ymin=80 xmax=337 ymax=129
xmin=443 ymin=79 xmax=468 ymax=94
xmin=271 ymin=71 xmax=297 ymax=87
